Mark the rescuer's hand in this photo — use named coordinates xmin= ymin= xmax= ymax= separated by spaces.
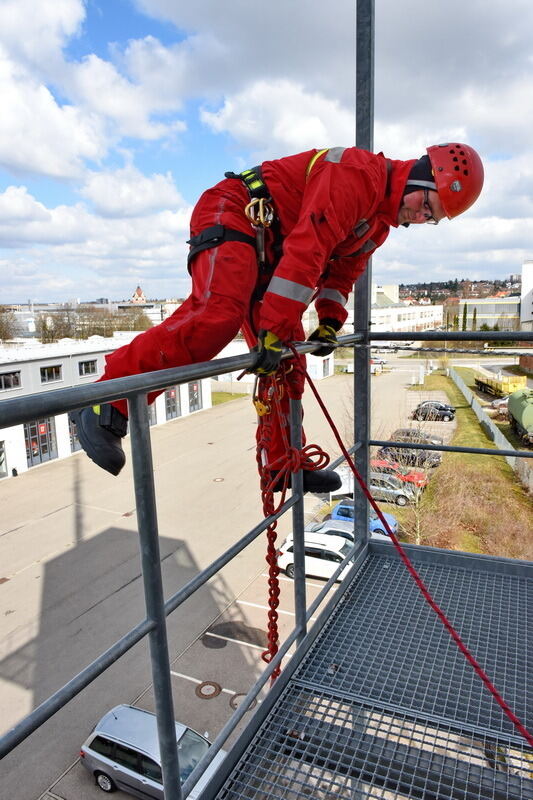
xmin=251 ymin=330 xmax=284 ymax=375
xmin=307 ymin=319 xmax=341 ymax=356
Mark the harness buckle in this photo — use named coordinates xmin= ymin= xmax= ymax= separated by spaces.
xmin=245 ymin=198 xmax=274 ymax=228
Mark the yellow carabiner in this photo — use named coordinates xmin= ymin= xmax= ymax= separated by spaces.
xmin=245 ymin=198 xmax=274 ymax=228
xmin=252 ymin=377 xmax=271 ymax=416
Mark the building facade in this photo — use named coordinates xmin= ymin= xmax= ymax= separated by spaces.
xmin=0 ymin=335 xmax=211 ymax=479
xmin=444 ymin=296 xmax=521 ymax=331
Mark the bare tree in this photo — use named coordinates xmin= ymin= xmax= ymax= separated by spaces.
xmin=0 ymin=306 xmax=16 ymax=340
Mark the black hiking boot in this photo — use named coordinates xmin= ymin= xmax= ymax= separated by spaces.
xmin=271 ymin=467 xmax=342 ymax=494
xmin=70 ymin=404 xmax=128 ymax=476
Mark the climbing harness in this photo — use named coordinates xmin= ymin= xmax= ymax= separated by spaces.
xmin=282 ymin=343 xmax=533 ymax=749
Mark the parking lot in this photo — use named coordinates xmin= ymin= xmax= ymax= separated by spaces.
xmin=1 ymin=364 xmax=457 ymax=799
xmin=40 ymin=570 xmax=338 ymax=800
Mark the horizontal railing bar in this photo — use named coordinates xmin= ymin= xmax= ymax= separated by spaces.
xmin=0 ymin=335 xmax=365 ymax=428
xmin=370 ymin=439 xmax=533 ymax=459
xmin=361 ymin=345 xmax=531 ymax=356
xmin=368 ymin=331 xmax=533 ymax=342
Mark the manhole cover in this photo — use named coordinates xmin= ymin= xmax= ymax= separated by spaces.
xmin=229 ymin=693 xmax=257 ymax=711
xmin=195 ymin=681 xmax=222 ymax=699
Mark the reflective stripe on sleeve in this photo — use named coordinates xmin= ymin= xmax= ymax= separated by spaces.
xmin=324 ymin=147 xmax=346 ymax=163
xmin=266 ymin=276 xmax=314 ymax=306
xmin=317 ymin=288 xmax=347 ymax=306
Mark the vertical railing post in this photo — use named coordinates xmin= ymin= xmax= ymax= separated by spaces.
xmin=290 ymin=397 xmax=307 ymax=644
xmin=353 ymin=0 xmax=375 ymax=546
xmin=128 ymin=394 xmax=182 ymax=800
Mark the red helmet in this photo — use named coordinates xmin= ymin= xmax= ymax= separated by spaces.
xmin=427 ymin=143 xmax=484 ymax=219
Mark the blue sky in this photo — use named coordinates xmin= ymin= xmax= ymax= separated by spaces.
xmin=0 ymin=0 xmax=532 ymax=303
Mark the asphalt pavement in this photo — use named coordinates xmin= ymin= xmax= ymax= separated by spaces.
xmin=0 ymin=363 xmax=453 ymax=799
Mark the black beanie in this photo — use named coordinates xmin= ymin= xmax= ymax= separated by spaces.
xmin=403 ymin=155 xmax=437 ymax=196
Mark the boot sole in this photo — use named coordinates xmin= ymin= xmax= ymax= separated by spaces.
xmin=70 ymin=409 xmax=125 ymax=476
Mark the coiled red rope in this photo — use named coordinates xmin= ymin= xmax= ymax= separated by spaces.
xmin=291 ymin=344 xmax=533 ymax=749
xmin=255 ymin=367 xmax=329 ymax=680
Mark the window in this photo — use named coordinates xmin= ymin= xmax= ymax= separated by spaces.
xmin=0 ymin=371 xmax=21 ymax=391
xmin=78 ymin=359 xmax=97 ymax=377
xmin=89 ymin=736 xmax=115 ymax=759
xmin=188 ymin=381 xmax=202 ymax=412
xmin=177 ymin=729 xmax=209 ymax=782
xmin=322 ymin=551 xmax=342 ymax=563
xmin=40 ymin=365 xmax=62 ymax=383
xmin=0 ymin=441 xmax=7 ymax=478
xmin=24 ymin=418 xmax=58 ymax=467
xmin=114 ymin=743 xmax=140 ymax=772
xmin=140 ymin=755 xmax=162 ymax=782
xmin=165 ymin=387 xmax=181 ymax=420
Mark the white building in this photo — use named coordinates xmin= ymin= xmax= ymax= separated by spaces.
xmin=520 ymin=260 xmax=533 ymax=331
xmin=0 ymin=334 xmax=211 ymax=479
xmin=344 ymin=284 xmax=443 ymax=336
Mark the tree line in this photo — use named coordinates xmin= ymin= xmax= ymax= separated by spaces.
xmin=0 ymin=305 xmax=152 ymax=343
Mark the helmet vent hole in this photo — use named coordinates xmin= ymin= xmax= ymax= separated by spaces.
xmin=454 ymin=165 xmax=460 ymax=171
xmin=452 ymin=156 xmax=458 ymax=162
xmin=449 ymin=149 xmax=455 ymax=154
xmin=463 ymin=169 xmax=469 ymax=175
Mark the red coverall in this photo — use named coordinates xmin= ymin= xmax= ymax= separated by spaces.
xmin=102 ymin=147 xmax=415 ymax=462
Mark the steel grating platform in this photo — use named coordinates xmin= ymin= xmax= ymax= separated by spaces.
xmin=208 ymin=544 xmax=533 ymax=800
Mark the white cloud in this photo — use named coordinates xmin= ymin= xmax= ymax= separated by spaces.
xmin=201 ymin=80 xmax=355 ymax=159
xmin=65 ymin=54 xmax=186 ymax=141
xmin=80 ymin=166 xmax=184 ymax=217
xmin=0 ymin=186 xmax=50 ymax=222
xmin=0 ymin=49 xmax=107 ymax=179
xmin=0 ymin=0 xmax=84 ymax=69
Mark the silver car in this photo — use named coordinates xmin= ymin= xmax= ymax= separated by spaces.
xmin=80 ymin=704 xmax=226 ymax=798
xmin=369 ymin=472 xmax=417 ymax=506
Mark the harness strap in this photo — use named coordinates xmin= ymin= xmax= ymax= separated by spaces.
xmin=186 ymin=225 xmax=256 ymax=270
xmin=225 ymin=167 xmax=271 ymax=200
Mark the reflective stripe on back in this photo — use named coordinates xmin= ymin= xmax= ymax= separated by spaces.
xmin=317 ymin=288 xmax=347 ymax=306
xmin=266 ymin=276 xmax=314 ymax=306
xmin=324 ymin=147 xmax=346 ymax=164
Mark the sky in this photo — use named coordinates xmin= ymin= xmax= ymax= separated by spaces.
xmin=1 ymin=0 xmax=532 ymax=304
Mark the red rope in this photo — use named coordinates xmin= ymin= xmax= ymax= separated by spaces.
xmin=291 ymin=345 xmax=533 ymax=750
xmin=255 ymin=368 xmax=329 ymax=681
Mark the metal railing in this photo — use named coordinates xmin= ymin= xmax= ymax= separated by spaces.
xmin=0 ymin=329 xmax=532 ymax=800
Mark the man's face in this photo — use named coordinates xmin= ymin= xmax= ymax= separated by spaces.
xmin=397 ymin=189 xmax=446 ymax=226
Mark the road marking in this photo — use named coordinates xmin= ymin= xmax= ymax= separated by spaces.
xmin=237 ymin=598 xmax=317 ymax=621
xmin=203 ymin=631 xmax=265 ymax=650
xmin=170 ymin=670 xmax=236 ymax=697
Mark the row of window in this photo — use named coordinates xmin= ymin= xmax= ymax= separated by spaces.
xmin=0 ymin=360 xmax=98 ymax=391
xmin=0 ymin=383 xmax=204 ymax=477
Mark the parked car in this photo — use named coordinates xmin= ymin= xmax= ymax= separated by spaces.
xmin=80 ymin=704 xmax=226 ymax=797
xmin=391 ymin=428 xmax=444 ymax=446
xmin=370 ymin=458 xmax=428 ymax=489
xmin=371 ymin=356 xmax=387 ymax=366
xmin=377 ymin=446 xmax=442 ymax=469
xmin=368 ymin=472 xmax=417 ymax=505
xmin=278 ymin=533 xmax=355 ymax=581
xmin=413 ymin=401 xmax=455 ymax=422
xmin=313 ymin=510 xmax=397 ymax=537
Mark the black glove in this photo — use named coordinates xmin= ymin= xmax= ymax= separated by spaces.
xmin=251 ymin=330 xmax=284 ymax=375
xmin=307 ymin=318 xmax=341 ymax=356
